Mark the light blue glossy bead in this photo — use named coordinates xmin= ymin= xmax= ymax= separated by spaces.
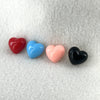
xmin=26 ymin=41 xmax=44 ymax=59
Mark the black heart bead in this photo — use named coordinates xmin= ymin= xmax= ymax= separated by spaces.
xmin=69 ymin=47 xmax=88 ymax=65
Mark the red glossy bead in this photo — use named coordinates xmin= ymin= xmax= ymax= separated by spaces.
xmin=9 ymin=37 xmax=26 ymax=54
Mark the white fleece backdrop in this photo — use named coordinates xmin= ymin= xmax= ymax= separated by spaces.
xmin=0 ymin=0 xmax=100 ymax=100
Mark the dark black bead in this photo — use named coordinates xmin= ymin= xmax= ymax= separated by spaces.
xmin=68 ymin=47 xmax=88 ymax=65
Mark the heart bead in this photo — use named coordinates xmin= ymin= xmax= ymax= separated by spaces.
xmin=46 ymin=45 xmax=65 ymax=63
xmin=69 ymin=47 xmax=88 ymax=65
xmin=26 ymin=41 xmax=44 ymax=59
xmin=9 ymin=37 xmax=26 ymax=54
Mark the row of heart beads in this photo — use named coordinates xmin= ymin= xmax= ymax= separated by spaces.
xmin=8 ymin=37 xmax=88 ymax=65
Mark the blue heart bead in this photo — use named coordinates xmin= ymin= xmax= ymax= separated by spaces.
xmin=26 ymin=41 xmax=44 ymax=59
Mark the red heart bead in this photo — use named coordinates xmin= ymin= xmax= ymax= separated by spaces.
xmin=9 ymin=37 xmax=26 ymax=54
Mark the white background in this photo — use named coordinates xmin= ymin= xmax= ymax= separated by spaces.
xmin=0 ymin=0 xmax=100 ymax=100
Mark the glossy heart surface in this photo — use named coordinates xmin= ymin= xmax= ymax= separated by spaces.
xmin=26 ymin=41 xmax=44 ymax=59
xmin=46 ymin=45 xmax=65 ymax=63
xmin=9 ymin=37 xmax=26 ymax=54
xmin=69 ymin=47 xmax=88 ymax=65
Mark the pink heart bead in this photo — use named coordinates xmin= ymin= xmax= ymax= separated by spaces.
xmin=46 ymin=45 xmax=65 ymax=63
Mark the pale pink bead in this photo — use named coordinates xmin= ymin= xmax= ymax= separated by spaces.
xmin=46 ymin=45 xmax=65 ymax=63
